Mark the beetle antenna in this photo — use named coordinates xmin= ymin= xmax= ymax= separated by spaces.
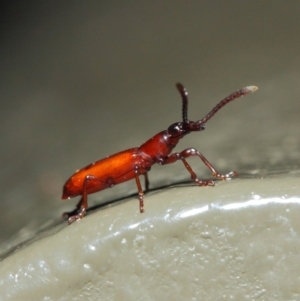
xmin=176 ymin=83 xmax=189 ymax=124
xmin=196 ymin=86 xmax=258 ymax=126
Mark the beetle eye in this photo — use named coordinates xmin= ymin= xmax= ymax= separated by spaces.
xmin=167 ymin=123 xmax=182 ymax=136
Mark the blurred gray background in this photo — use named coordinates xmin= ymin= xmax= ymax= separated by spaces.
xmin=1 ymin=1 xmax=300 ymax=245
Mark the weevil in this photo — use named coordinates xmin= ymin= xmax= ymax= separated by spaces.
xmin=62 ymin=83 xmax=257 ymax=223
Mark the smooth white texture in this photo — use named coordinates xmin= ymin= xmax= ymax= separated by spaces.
xmin=0 ymin=175 xmax=300 ymax=300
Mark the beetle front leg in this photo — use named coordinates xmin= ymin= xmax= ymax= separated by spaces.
xmin=160 ymin=148 xmax=237 ymax=186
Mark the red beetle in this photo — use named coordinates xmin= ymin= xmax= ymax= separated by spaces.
xmin=62 ymin=83 xmax=257 ymax=223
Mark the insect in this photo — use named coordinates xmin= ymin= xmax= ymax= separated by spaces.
xmin=62 ymin=83 xmax=257 ymax=223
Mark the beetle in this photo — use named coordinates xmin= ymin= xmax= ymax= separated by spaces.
xmin=62 ymin=83 xmax=257 ymax=223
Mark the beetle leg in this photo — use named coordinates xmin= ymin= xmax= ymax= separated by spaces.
xmin=160 ymin=148 xmax=237 ymax=186
xmin=67 ymin=202 xmax=86 ymax=224
xmin=134 ymin=169 xmax=145 ymax=213
xmin=62 ymin=198 xmax=83 ymax=220
xmin=144 ymin=173 xmax=149 ymax=192
xmin=65 ymin=174 xmax=111 ymax=224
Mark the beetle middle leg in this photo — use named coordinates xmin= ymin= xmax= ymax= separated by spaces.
xmin=160 ymin=148 xmax=237 ymax=186
xmin=134 ymin=170 xmax=146 ymax=213
xmin=144 ymin=173 xmax=149 ymax=192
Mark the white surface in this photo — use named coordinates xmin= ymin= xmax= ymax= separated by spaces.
xmin=1 ymin=174 xmax=300 ymax=300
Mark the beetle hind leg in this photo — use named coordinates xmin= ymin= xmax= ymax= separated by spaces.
xmin=63 ymin=174 xmax=107 ymax=224
xmin=62 ymin=197 xmax=84 ymax=220
xmin=63 ymin=199 xmax=87 ymax=224
xmin=62 ymin=194 xmax=87 ymax=224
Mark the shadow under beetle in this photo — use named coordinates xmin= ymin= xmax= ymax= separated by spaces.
xmin=62 ymin=83 xmax=258 ymax=223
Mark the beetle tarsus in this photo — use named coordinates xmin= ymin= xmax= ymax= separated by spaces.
xmin=194 ymin=179 xmax=215 ymax=186
xmin=62 ymin=198 xmax=83 ymax=219
xmin=139 ymin=194 xmax=144 ymax=213
xmin=212 ymin=170 xmax=238 ymax=180
xmin=67 ymin=207 xmax=86 ymax=224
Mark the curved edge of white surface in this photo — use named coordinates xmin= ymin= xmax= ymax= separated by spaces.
xmin=0 ymin=175 xmax=300 ymax=300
